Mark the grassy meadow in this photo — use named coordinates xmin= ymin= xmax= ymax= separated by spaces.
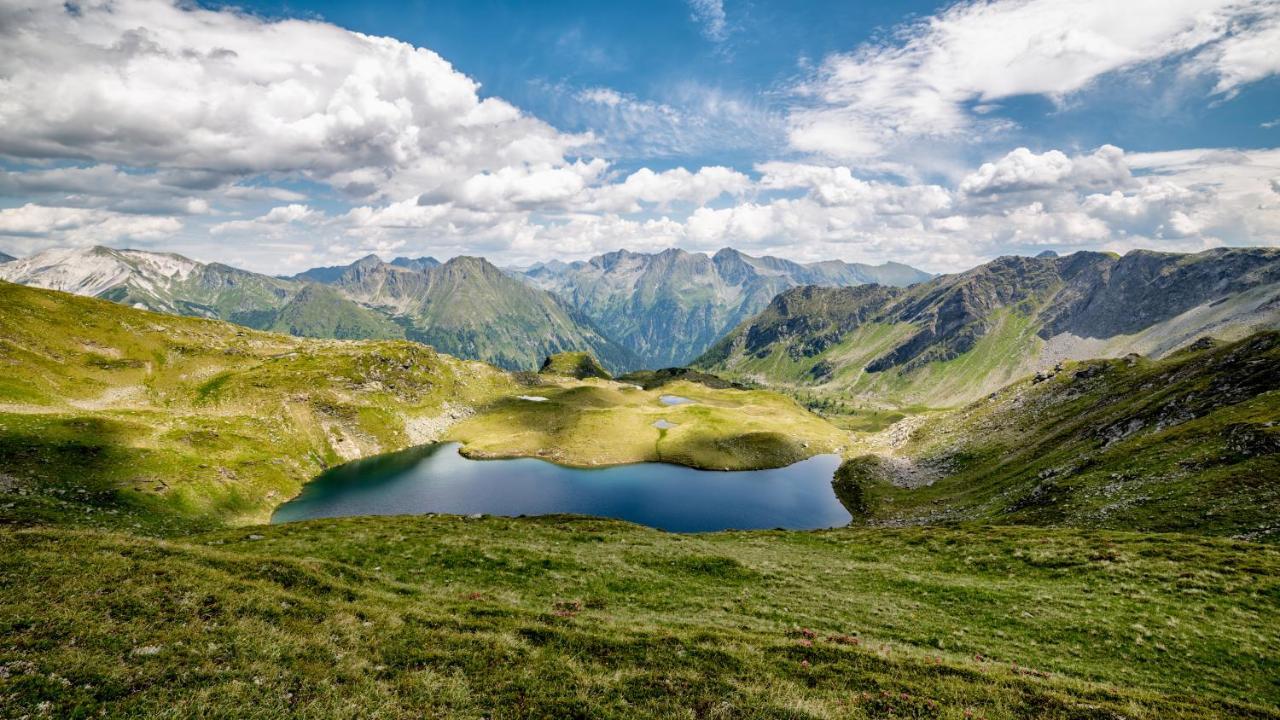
xmin=0 ymin=281 xmax=1277 ymax=718
xmin=3 ymin=518 xmax=1277 ymax=719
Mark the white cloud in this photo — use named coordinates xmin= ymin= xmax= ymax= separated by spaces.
xmin=0 ymin=0 xmax=1275 ymax=275
xmin=1194 ymin=4 xmax=1280 ymax=94
xmin=789 ymin=0 xmax=1280 ymax=161
xmin=0 ymin=0 xmax=590 ymax=201
xmin=687 ymin=0 xmax=728 ymax=42
xmin=959 ymin=145 xmax=1131 ymax=196
xmin=584 ymin=166 xmax=751 ymax=212
xmin=0 ymin=204 xmax=183 ymax=253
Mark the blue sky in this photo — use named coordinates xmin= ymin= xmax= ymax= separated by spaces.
xmin=0 ymin=0 xmax=1278 ymax=272
xmin=224 ymin=0 xmax=1280 ymax=166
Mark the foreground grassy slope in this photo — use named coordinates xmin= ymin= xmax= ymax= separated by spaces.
xmin=835 ymin=333 xmax=1280 ymax=540
xmin=0 ymin=281 xmax=517 ymax=532
xmin=3 ymin=518 xmax=1277 ymax=719
xmin=449 ymin=378 xmax=848 ymax=470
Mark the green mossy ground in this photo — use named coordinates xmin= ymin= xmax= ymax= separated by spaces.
xmin=449 ymin=379 xmax=847 ymax=469
xmin=3 ymin=519 xmax=1277 ymax=719
xmin=538 ymin=351 xmax=612 ymax=379
xmin=836 ymin=332 xmax=1280 ymax=540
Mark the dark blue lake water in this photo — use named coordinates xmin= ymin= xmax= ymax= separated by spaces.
xmin=271 ymin=443 xmax=850 ymax=532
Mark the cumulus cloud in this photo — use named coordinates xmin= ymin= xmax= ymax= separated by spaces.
xmin=0 ymin=204 xmax=182 ymax=253
xmin=0 ymin=0 xmax=589 ymax=201
xmin=958 ymin=145 xmax=1131 ymax=196
xmin=789 ymin=0 xmax=1280 ymax=161
xmin=584 ymin=166 xmax=751 ymax=212
xmin=0 ymin=0 xmax=1276 ymax=274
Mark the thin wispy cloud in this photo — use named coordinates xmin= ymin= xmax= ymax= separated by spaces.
xmin=686 ymin=0 xmax=729 ymax=42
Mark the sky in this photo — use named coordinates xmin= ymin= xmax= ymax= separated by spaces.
xmin=0 ymin=0 xmax=1278 ymax=274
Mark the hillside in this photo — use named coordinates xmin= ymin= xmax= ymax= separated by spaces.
xmin=309 ymin=255 xmax=639 ymax=372
xmin=523 ymin=247 xmax=931 ymax=368
xmin=0 ymin=247 xmax=638 ymax=372
xmin=0 ymin=246 xmax=298 ymax=328
xmin=698 ymin=247 xmax=1280 ymax=409
xmin=539 ymin=351 xmax=611 ymax=379
xmin=0 ymin=250 xmax=14 ymax=263
xmin=0 ymin=280 xmax=516 ymax=531
xmin=834 ymin=332 xmax=1280 ymax=539
xmin=268 ymin=283 xmax=406 ymax=340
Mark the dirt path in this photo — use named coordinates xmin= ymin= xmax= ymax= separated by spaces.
xmin=848 ymin=414 xmax=940 ymax=489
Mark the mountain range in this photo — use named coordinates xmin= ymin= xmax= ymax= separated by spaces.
xmin=521 ymin=247 xmax=931 ymax=367
xmin=697 ymin=247 xmax=1280 ymax=407
xmin=0 ymin=246 xmax=633 ymax=371
xmin=5 ymin=245 xmax=1279 ymax=391
xmin=0 ymin=245 xmax=928 ymax=372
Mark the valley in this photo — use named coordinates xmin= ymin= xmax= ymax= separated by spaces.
xmin=1 ymin=247 xmax=1278 ymax=719
xmin=0 ymin=282 xmax=844 ymax=532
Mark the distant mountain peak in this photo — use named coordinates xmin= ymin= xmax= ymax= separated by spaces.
xmin=389 ymin=255 xmax=440 ymax=271
xmin=520 ymin=247 xmax=931 ymax=368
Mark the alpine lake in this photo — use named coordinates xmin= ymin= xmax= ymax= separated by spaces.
xmin=273 ymin=442 xmax=850 ymax=532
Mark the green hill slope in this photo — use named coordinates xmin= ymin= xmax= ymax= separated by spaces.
xmin=539 ymin=351 xmax=611 ymax=379
xmin=268 ymin=283 xmax=405 ymax=340
xmin=697 ymin=248 xmax=1280 ymax=410
xmin=835 ymin=332 xmax=1280 ymax=539
xmin=0 ymin=281 xmax=516 ymax=531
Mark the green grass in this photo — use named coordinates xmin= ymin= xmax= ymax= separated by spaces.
xmin=2 ymin=282 xmax=1279 ymax=718
xmin=0 ymin=281 xmax=518 ymax=531
xmin=449 ymin=378 xmax=848 ymax=470
xmin=539 ymin=351 xmax=612 ymax=379
xmin=2 ymin=518 xmax=1276 ymax=718
xmin=836 ymin=332 xmax=1280 ymax=540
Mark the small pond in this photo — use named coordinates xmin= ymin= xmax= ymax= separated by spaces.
xmin=272 ymin=443 xmax=850 ymax=532
xmin=658 ymin=394 xmax=693 ymax=405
